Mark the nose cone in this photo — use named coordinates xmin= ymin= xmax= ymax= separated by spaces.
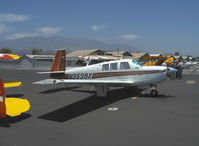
xmin=167 ymin=67 xmax=178 ymax=72
xmin=157 ymin=66 xmax=167 ymax=72
xmin=143 ymin=66 xmax=167 ymax=72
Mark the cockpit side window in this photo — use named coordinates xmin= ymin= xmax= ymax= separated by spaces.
xmin=120 ymin=62 xmax=130 ymax=70
xmin=110 ymin=63 xmax=117 ymax=70
xmin=102 ymin=64 xmax=109 ymax=71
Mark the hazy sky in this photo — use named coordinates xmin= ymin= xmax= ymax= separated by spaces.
xmin=0 ymin=0 xmax=198 ymax=56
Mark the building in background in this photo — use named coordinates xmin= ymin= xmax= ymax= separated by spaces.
xmin=0 ymin=55 xmax=54 ymax=69
xmin=106 ymin=51 xmax=133 ymax=59
xmin=131 ymin=52 xmax=150 ymax=61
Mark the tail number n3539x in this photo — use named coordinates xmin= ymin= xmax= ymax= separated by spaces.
xmin=68 ymin=73 xmax=93 ymax=79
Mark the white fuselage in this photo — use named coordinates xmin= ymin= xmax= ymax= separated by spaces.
xmin=64 ymin=59 xmax=167 ymax=86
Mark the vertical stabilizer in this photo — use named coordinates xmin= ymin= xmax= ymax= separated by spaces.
xmin=0 ymin=79 xmax=6 ymax=118
xmin=51 ymin=50 xmax=66 ymax=72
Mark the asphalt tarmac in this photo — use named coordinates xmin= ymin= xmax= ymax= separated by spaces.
xmin=0 ymin=69 xmax=199 ymax=146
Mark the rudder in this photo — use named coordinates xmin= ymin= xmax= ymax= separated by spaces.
xmin=51 ymin=50 xmax=66 ymax=71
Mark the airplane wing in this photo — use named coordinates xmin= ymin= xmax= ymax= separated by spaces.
xmin=61 ymin=79 xmax=134 ymax=85
xmin=33 ymin=79 xmax=135 ymax=86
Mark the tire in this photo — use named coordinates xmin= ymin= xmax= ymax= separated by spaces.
xmin=151 ymin=89 xmax=158 ymax=97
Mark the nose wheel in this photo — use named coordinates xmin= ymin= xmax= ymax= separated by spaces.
xmin=151 ymin=89 xmax=158 ymax=97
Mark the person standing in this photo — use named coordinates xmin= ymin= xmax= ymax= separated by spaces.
xmin=169 ymin=61 xmax=176 ymax=80
xmin=175 ymin=61 xmax=180 ymax=79
xmin=178 ymin=61 xmax=184 ymax=79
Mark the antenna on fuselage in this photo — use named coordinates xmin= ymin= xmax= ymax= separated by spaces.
xmin=86 ymin=56 xmax=91 ymax=66
xmin=120 ymin=55 xmax=123 ymax=60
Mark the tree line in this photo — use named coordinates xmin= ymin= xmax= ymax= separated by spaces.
xmin=0 ymin=48 xmax=47 ymax=55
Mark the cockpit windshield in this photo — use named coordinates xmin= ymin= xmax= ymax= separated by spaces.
xmin=132 ymin=60 xmax=144 ymax=68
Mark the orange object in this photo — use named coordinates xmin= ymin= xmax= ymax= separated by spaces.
xmin=51 ymin=50 xmax=66 ymax=71
xmin=0 ymin=53 xmax=20 ymax=60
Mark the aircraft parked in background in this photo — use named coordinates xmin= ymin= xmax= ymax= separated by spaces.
xmin=184 ymin=61 xmax=199 ymax=69
xmin=33 ymin=50 xmax=175 ymax=97
xmin=0 ymin=53 xmax=20 ymax=60
xmin=144 ymin=56 xmax=174 ymax=66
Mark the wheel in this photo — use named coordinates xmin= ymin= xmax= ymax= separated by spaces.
xmin=151 ymin=89 xmax=158 ymax=97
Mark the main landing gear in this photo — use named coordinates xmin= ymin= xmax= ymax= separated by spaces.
xmin=91 ymin=85 xmax=109 ymax=97
xmin=150 ymin=89 xmax=158 ymax=97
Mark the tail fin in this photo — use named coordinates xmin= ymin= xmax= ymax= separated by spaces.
xmin=51 ymin=50 xmax=66 ymax=72
xmin=0 ymin=79 xmax=6 ymax=118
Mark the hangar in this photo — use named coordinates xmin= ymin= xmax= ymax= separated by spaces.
xmin=0 ymin=55 xmax=54 ymax=69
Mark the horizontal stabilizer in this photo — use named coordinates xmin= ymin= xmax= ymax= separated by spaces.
xmin=33 ymin=79 xmax=61 ymax=85
xmin=37 ymin=71 xmax=65 ymax=74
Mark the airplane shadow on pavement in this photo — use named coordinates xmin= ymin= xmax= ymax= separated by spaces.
xmin=38 ymin=87 xmax=174 ymax=122
xmin=0 ymin=113 xmax=31 ymax=128
xmin=138 ymin=93 xmax=174 ymax=99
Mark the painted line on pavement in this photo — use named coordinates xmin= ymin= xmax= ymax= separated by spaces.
xmin=107 ymin=107 xmax=119 ymax=111
xmin=132 ymin=96 xmax=138 ymax=100
xmin=185 ymin=80 xmax=196 ymax=84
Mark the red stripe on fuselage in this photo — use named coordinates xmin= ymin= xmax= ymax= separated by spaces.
xmin=92 ymin=70 xmax=162 ymax=78
xmin=50 ymin=70 xmax=163 ymax=79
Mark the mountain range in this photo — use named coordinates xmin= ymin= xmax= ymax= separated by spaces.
xmin=0 ymin=36 xmax=140 ymax=54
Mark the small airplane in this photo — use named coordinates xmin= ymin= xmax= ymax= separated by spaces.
xmin=144 ymin=56 xmax=174 ymax=66
xmin=0 ymin=79 xmax=30 ymax=118
xmin=0 ymin=53 xmax=20 ymax=60
xmin=184 ymin=61 xmax=199 ymax=69
xmin=33 ymin=50 xmax=176 ymax=97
